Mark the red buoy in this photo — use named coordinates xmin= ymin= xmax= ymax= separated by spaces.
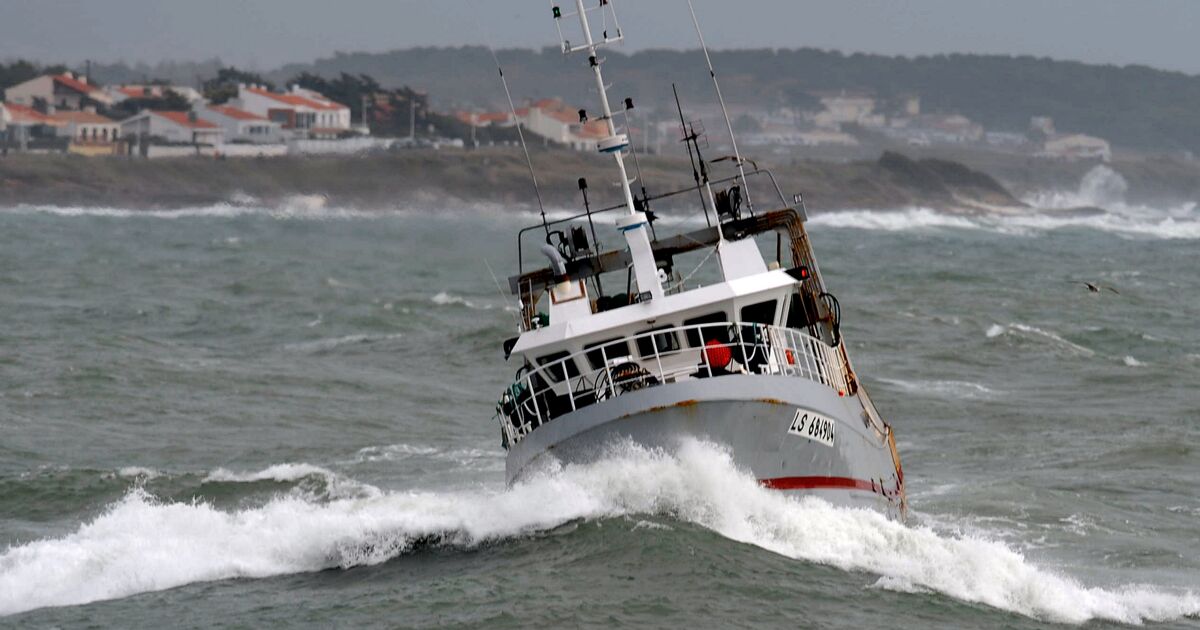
xmin=703 ymin=339 xmax=732 ymax=369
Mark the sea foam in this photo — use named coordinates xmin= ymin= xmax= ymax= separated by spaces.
xmin=1 ymin=441 xmax=1197 ymax=623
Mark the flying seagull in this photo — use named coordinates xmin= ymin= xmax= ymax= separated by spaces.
xmin=1072 ymin=281 xmax=1120 ymax=294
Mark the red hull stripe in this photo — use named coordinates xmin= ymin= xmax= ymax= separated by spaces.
xmin=759 ymin=476 xmax=877 ymax=492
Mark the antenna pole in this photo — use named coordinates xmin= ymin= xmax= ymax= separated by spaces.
xmin=492 ymin=51 xmax=550 ymax=238
xmin=471 ymin=4 xmax=550 ymax=238
xmin=575 ymin=0 xmax=634 ymax=217
xmin=687 ymin=0 xmax=754 ymax=214
xmin=562 ymin=0 xmax=663 ymax=300
xmin=673 ymin=83 xmax=710 ymax=228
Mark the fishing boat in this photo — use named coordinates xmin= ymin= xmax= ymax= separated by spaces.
xmin=492 ymin=1 xmax=906 ymax=520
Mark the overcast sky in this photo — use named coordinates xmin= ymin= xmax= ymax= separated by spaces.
xmin=1 ymin=0 xmax=1197 ymax=75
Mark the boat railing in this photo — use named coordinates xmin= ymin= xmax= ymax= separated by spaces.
xmin=495 ymin=322 xmax=852 ymax=448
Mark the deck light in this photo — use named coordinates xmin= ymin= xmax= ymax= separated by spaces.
xmin=552 ymin=6 xmax=561 ymax=18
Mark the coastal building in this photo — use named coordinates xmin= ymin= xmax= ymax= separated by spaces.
xmin=455 ymin=110 xmax=520 ymax=146
xmin=885 ymin=113 xmax=984 ymax=145
xmin=51 ymin=108 xmax=119 ymax=143
xmin=812 ymin=90 xmax=879 ymax=129
xmin=0 ymin=102 xmax=66 ymax=151
xmin=455 ymin=111 xmax=518 ymax=129
xmin=120 ymin=110 xmax=224 ymax=145
xmin=455 ymin=98 xmax=607 ymax=151
xmin=522 ymin=98 xmax=609 ymax=151
xmin=1041 ymin=133 xmax=1111 ymax=161
xmin=231 ymin=84 xmax=351 ymax=139
xmin=741 ymin=123 xmax=859 ymax=148
xmin=198 ymin=104 xmax=283 ymax=144
xmin=1029 ymin=116 xmax=1057 ymax=137
xmin=105 ymin=84 xmax=205 ymax=105
xmin=4 ymin=72 xmax=112 ymax=110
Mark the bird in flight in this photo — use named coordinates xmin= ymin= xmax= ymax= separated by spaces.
xmin=1074 ymin=281 xmax=1120 ymax=294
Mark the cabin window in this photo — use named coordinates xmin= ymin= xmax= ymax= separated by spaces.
xmin=584 ymin=338 xmax=630 ymax=370
xmin=786 ymin=293 xmax=815 ymax=329
xmin=636 ymin=327 xmax=681 ymax=357
xmin=536 ymin=351 xmax=580 ymax=383
xmin=683 ymin=311 xmax=730 ymax=347
xmin=741 ymin=300 xmax=777 ymax=326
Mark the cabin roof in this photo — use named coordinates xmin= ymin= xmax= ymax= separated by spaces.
xmin=509 ymin=268 xmax=799 ymax=357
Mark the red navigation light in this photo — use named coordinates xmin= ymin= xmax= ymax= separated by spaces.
xmin=785 ymin=265 xmax=811 ymax=282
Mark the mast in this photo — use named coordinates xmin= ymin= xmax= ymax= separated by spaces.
xmin=555 ymin=0 xmax=663 ymax=301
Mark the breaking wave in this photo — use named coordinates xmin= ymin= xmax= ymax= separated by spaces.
xmin=282 ymin=333 xmax=404 ymax=354
xmin=808 ymin=167 xmax=1199 ymax=240
xmin=875 ymin=377 xmax=1000 ymax=400
xmin=809 ymin=207 xmax=980 ymax=231
xmin=1 ymin=441 xmax=1196 ymax=624
xmin=809 ymin=206 xmax=1200 ymax=240
xmin=0 ymin=200 xmax=566 ymax=221
xmin=986 ymin=322 xmax=1096 ymax=357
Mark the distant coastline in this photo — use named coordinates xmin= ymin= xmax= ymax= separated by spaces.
xmin=0 ymin=148 xmax=1195 ymax=213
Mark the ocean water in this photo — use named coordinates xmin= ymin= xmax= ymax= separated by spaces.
xmin=1 ymin=179 xmax=1198 ymax=628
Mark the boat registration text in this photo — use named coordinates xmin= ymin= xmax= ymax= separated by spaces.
xmin=788 ymin=409 xmax=836 ymax=447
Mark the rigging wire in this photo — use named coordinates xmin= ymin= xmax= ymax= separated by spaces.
xmin=472 ymin=6 xmax=550 ymax=239
xmin=686 ymin=0 xmax=754 ymax=215
xmin=483 ymin=257 xmax=521 ymax=330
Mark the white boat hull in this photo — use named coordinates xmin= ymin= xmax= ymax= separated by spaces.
xmin=505 ymin=374 xmax=906 ymax=520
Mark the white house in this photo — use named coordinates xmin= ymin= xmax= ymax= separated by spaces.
xmin=120 ymin=110 xmax=224 ymax=145
xmin=1042 ymin=133 xmax=1111 ymax=162
xmin=812 ymin=91 xmax=877 ymax=129
xmin=231 ymin=84 xmax=350 ymax=138
xmin=516 ymin=98 xmax=608 ymax=151
xmin=1 ymin=102 xmax=65 ymax=148
xmin=4 ymin=72 xmax=112 ymax=109
xmin=51 ymin=109 xmax=120 ymax=143
xmin=199 ymin=104 xmax=283 ymax=144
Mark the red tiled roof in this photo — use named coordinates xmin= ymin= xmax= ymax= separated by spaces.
xmin=51 ymin=110 xmax=116 ymax=124
xmin=118 ymin=86 xmax=158 ymax=98
xmin=2 ymin=102 xmax=64 ymax=125
xmin=544 ymin=108 xmax=580 ymax=125
xmin=456 ymin=111 xmax=513 ymax=125
xmin=53 ymin=74 xmax=101 ymax=95
xmin=578 ymin=120 xmax=609 ymax=139
xmin=206 ymin=104 xmax=267 ymax=121
xmin=151 ymin=110 xmax=219 ymax=129
xmin=245 ymin=87 xmax=345 ymax=111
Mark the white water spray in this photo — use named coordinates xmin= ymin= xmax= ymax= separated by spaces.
xmin=1 ymin=441 xmax=1197 ymax=623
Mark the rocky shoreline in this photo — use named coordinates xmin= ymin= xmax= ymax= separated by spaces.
xmin=0 ymin=148 xmax=1193 ymax=213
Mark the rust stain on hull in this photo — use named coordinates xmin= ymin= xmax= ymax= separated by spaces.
xmin=620 ymin=398 xmax=701 ymax=420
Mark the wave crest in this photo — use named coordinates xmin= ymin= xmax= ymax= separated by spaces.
xmin=1 ymin=441 xmax=1196 ymax=624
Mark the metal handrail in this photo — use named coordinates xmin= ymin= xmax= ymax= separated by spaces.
xmin=494 ymin=321 xmax=851 ymax=447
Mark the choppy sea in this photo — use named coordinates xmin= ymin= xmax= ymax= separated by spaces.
xmin=1 ymin=166 xmax=1198 ymax=628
